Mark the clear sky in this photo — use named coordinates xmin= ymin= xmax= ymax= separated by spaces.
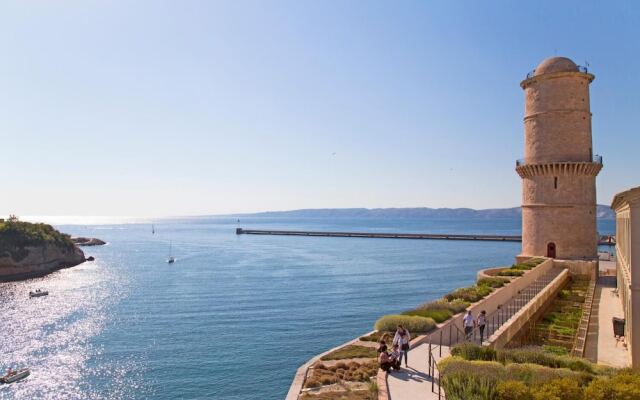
xmin=1 ymin=1 xmax=638 ymax=217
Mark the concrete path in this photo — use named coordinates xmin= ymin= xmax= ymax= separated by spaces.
xmin=584 ymin=276 xmax=630 ymax=368
xmin=387 ymin=343 xmax=449 ymax=400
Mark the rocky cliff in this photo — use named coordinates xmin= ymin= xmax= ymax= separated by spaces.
xmin=0 ymin=243 xmax=86 ymax=282
xmin=0 ymin=220 xmax=87 ymax=282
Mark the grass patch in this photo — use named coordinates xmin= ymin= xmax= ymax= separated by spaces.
xmin=321 ymin=345 xmax=378 ymax=361
xmin=300 ymin=389 xmax=376 ymax=400
xmin=305 ymin=360 xmax=378 ymax=389
xmin=359 ymin=331 xmax=392 ymax=343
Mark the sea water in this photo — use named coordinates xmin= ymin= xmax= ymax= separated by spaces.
xmin=0 ymin=217 xmax=615 ymax=399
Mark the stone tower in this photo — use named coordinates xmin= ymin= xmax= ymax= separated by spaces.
xmin=517 ymin=57 xmax=602 ymax=260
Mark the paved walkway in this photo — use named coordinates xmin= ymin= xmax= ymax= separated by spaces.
xmin=584 ymin=276 xmax=630 ymax=368
xmin=387 ymin=343 xmax=449 ymax=400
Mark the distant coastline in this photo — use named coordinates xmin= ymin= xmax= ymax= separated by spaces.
xmin=225 ymin=204 xmax=615 ymax=220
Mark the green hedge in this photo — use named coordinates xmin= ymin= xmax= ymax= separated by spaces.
xmin=374 ymin=314 xmax=436 ymax=333
xmin=402 ymin=308 xmax=453 ymax=323
xmin=444 ymin=285 xmax=493 ymax=302
xmin=439 ymin=358 xmax=592 ymax=400
xmin=477 ymin=277 xmax=510 ymax=288
xmin=451 ymin=344 xmax=595 ymax=374
xmin=497 ymin=269 xmax=525 ymax=277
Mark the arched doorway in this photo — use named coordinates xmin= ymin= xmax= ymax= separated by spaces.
xmin=547 ymin=242 xmax=556 ymax=258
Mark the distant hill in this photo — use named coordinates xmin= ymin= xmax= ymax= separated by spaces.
xmin=231 ymin=205 xmax=615 ymax=219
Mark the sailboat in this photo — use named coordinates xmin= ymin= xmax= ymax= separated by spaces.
xmin=167 ymin=241 xmax=175 ymax=264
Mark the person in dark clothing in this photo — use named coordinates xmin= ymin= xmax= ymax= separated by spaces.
xmin=477 ymin=310 xmax=487 ymax=343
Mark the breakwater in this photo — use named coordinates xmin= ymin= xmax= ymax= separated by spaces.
xmin=236 ymin=228 xmax=616 ymax=245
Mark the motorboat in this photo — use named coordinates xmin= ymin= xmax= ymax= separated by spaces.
xmin=1 ymin=368 xmax=30 ymax=384
xmin=29 ymin=289 xmax=48 ymax=298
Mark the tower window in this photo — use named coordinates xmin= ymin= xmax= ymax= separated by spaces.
xmin=554 ymin=177 xmax=558 ymax=189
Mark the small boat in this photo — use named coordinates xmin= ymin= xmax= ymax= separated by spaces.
xmin=29 ymin=289 xmax=48 ymax=298
xmin=1 ymin=368 xmax=30 ymax=384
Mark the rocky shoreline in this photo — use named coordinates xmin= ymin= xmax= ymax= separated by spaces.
xmin=0 ymin=236 xmax=105 ymax=283
xmin=72 ymin=237 xmax=107 ymax=246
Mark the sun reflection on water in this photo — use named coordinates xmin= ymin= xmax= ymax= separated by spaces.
xmin=0 ymin=260 xmax=131 ymax=399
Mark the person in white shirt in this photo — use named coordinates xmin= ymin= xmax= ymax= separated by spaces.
xmin=392 ymin=325 xmax=411 ymax=366
xmin=463 ymin=310 xmax=475 ymax=340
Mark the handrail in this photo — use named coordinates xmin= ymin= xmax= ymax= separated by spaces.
xmin=572 ymin=272 xmax=597 ymax=357
xmin=525 ymin=65 xmax=588 ymax=79
xmin=428 ymin=342 xmax=445 ymax=399
xmin=516 ymin=155 xmax=603 ymax=167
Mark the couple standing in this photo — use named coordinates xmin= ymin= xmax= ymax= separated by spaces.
xmin=462 ymin=310 xmax=487 ymax=342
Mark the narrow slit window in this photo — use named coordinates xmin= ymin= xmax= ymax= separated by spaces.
xmin=554 ymin=177 xmax=558 ymax=189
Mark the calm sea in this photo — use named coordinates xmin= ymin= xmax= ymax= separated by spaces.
xmin=0 ymin=217 xmax=615 ymax=399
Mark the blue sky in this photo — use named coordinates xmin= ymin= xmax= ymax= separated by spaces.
xmin=1 ymin=1 xmax=638 ymax=216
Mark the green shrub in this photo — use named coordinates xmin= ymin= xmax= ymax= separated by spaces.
xmin=444 ymin=285 xmax=493 ymax=303
xmin=584 ymin=369 xmax=640 ymax=400
xmin=477 ymin=277 xmax=509 ymax=288
xmin=495 ymin=380 xmax=533 ymax=400
xmin=418 ymin=298 xmax=470 ymax=314
xmin=442 ymin=372 xmax=497 ymax=400
xmin=497 ymin=269 xmax=524 ymax=277
xmin=450 ymin=344 xmax=595 ymax=375
xmin=532 ymin=378 xmax=583 ymax=400
xmin=374 ymin=314 xmax=436 ymax=333
xmin=497 ymin=347 xmax=594 ymax=373
xmin=402 ymin=308 xmax=453 ymax=323
xmin=447 ymin=299 xmax=472 ymax=313
xmin=510 ymin=263 xmax=533 ymax=271
xmin=439 ymin=358 xmax=504 ymax=400
xmin=505 ymin=363 xmax=592 ymax=387
xmin=451 ymin=342 xmax=497 ymax=361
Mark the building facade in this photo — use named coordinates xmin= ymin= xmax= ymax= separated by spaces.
xmin=611 ymin=187 xmax=640 ymax=368
xmin=516 ymin=57 xmax=602 ymax=260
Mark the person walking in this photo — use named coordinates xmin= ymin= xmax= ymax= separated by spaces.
xmin=463 ymin=310 xmax=475 ymax=340
xmin=393 ymin=325 xmax=411 ymax=367
xmin=477 ymin=310 xmax=487 ymax=343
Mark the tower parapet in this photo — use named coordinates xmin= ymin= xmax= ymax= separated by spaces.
xmin=517 ymin=57 xmax=601 ymax=260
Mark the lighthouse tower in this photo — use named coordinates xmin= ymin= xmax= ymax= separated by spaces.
xmin=517 ymin=57 xmax=602 ymax=260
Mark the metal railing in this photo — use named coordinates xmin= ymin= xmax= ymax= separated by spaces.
xmin=465 ymin=268 xmax=563 ymax=345
xmin=572 ymin=272 xmax=597 ymax=357
xmin=516 ymin=154 xmax=603 ymax=167
xmin=525 ymin=65 xmax=588 ymax=79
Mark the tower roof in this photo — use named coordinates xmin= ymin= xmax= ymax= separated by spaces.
xmin=534 ymin=57 xmax=578 ymax=76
